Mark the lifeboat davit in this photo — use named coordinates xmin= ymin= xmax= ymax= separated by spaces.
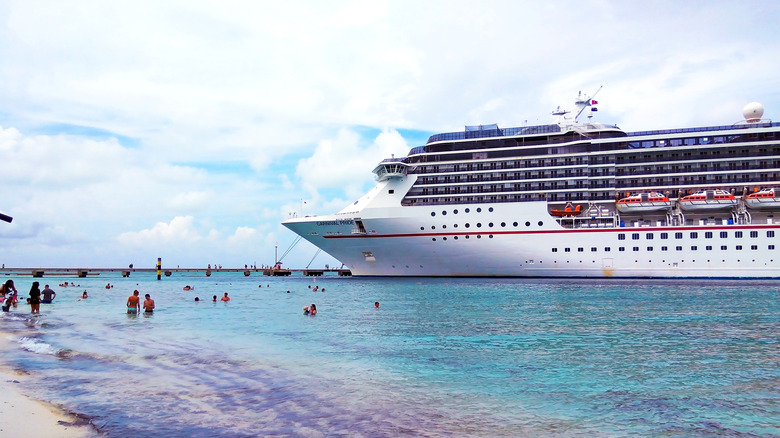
xmin=550 ymin=203 xmax=582 ymax=217
xmin=745 ymin=188 xmax=780 ymax=210
xmin=678 ymin=189 xmax=737 ymax=211
xmin=616 ymin=192 xmax=671 ymax=213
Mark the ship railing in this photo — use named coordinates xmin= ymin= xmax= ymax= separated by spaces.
xmin=626 ymin=121 xmax=780 ymax=137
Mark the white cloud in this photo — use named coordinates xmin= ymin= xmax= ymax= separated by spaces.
xmin=117 ymin=216 xmax=205 ymax=246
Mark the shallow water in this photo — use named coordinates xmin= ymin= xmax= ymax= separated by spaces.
xmin=0 ymin=273 xmax=778 ymax=437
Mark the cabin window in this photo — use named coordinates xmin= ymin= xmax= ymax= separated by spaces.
xmin=721 ymin=246 xmax=727 ymax=250
xmin=647 ymin=247 xmax=653 ymax=251
xmin=675 ymin=233 xmax=683 ymax=239
xmin=676 ymin=246 xmax=683 ymax=251
xmin=632 ymin=233 xmax=640 ymax=240
xmin=618 ymin=234 xmax=626 ymax=240
xmin=591 ymin=247 xmax=597 ymax=252
xmin=705 ymin=232 xmax=713 ymax=239
xmin=736 ymin=245 xmax=742 ymax=250
xmin=769 ymin=231 xmax=776 ymax=238
xmin=751 ymin=245 xmax=758 ymax=250
xmin=706 ymin=246 xmax=713 ymax=250
xmin=646 ymin=233 xmax=653 ymax=240
xmin=750 ymin=231 xmax=759 ymax=238
xmin=691 ymin=246 xmax=698 ymax=251
xmin=388 ymin=189 xmax=394 ymax=194
xmin=661 ymin=246 xmax=668 ymax=251
xmin=633 ymin=247 xmax=639 ymax=251
xmin=578 ymin=248 xmax=584 ymax=252
xmin=720 ymin=232 xmax=728 ymax=238
xmin=605 ymin=247 xmax=611 ymax=252
xmin=565 ymin=248 xmax=571 ymax=252
xmin=735 ymin=231 xmax=743 ymax=238
xmin=660 ymin=233 xmax=668 ymax=239
xmin=552 ymin=248 xmax=558 ymax=252
xmin=690 ymin=232 xmax=698 ymax=239
xmin=619 ymin=247 xmax=625 ymax=252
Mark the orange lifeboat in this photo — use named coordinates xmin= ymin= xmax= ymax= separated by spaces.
xmin=745 ymin=188 xmax=780 ymax=210
xmin=616 ymin=192 xmax=671 ymax=213
xmin=679 ymin=189 xmax=737 ymax=211
xmin=550 ymin=203 xmax=582 ymax=217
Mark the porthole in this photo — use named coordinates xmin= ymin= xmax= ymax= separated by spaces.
xmin=454 ymin=236 xmax=458 ymax=240
xmin=432 ymin=238 xmax=436 ymax=241
xmin=454 ymin=224 xmax=458 ymax=228
xmin=442 ymin=225 xmax=447 ymax=229
xmin=465 ymin=235 xmax=470 ymax=239
xmin=453 ymin=209 xmax=459 ymax=214
xmin=489 ymin=235 xmax=493 ymax=238
xmin=443 ymin=237 xmax=447 ymax=241
xmin=431 ymin=212 xmax=436 ymax=217
xmin=537 ymin=221 xmax=543 ymax=226
xmin=465 ymin=208 xmax=470 ymax=213
xmin=477 ymin=235 xmax=482 ymax=239
xmin=488 ymin=207 xmax=494 ymax=212
xmin=431 ymin=226 xmax=436 ymax=230
xmin=465 ymin=223 xmax=470 ymax=228
xmin=476 ymin=208 xmax=482 ymax=213
xmin=477 ymin=223 xmax=482 ymax=228
xmin=488 ymin=222 xmax=494 ymax=227
xmin=513 ymin=222 xmax=518 ymax=227
xmin=420 ymin=227 xmax=424 ymax=230
xmin=501 ymin=222 xmax=506 ymax=227
xmin=442 ymin=211 xmax=447 ymax=216
xmin=525 ymin=221 xmax=531 ymax=227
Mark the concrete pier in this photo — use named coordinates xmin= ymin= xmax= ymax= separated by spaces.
xmin=2 ymin=267 xmax=351 ymax=277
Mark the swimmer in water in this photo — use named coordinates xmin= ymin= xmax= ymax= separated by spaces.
xmin=143 ymin=294 xmax=155 ymax=314
xmin=127 ymin=290 xmax=140 ymax=314
xmin=221 ymin=293 xmax=230 ymax=302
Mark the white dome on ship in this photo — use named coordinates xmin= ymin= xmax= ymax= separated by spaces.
xmin=742 ymin=102 xmax=764 ymax=123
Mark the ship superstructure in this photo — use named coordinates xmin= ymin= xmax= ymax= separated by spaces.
xmin=283 ymin=93 xmax=780 ymax=277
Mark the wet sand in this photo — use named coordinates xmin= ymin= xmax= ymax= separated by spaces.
xmin=0 ymin=336 xmax=97 ymax=437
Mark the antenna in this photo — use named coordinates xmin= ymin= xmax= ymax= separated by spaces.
xmin=573 ymin=85 xmax=602 ymax=122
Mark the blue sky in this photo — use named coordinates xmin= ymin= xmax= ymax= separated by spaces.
xmin=1 ymin=0 xmax=779 ymax=269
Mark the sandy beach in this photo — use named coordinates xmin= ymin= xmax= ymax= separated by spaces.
xmin=0 ymin=336 xmax=96 ymax=437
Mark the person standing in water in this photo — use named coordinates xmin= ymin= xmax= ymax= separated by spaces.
xmin=29 ymin=282 xmax=41 ymax=314
xmin=143 ymin=294 xmax=155 ymax=314
xmin=41 ymin=285 xmax=56 ymax=303
xmin=127 ymin=290 xmax=140 ymax=314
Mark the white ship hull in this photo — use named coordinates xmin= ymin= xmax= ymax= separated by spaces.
xmin=283 ymin=96 xmax=780 ymax=278
xmin=283 ymin=178 xmax=780 ymax=278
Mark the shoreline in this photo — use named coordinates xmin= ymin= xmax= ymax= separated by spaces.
xmin=0 ymin=334 xmax=99 ymax=437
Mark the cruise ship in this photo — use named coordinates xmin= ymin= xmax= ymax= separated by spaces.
xmin=283 ymin=91 xmax=780 ymax=278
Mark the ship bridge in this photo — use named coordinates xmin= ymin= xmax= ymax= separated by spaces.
xmin=372 ymin=158 xmax=408 ymax=181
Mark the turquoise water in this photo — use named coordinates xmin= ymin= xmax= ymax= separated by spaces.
xmin=0 ymin=273 xmax=778 ymax=437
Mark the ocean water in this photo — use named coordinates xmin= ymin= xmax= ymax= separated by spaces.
xmin=0 ymin=273 xmax=778 ymax=437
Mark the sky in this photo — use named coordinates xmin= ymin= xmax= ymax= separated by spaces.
xmin=1 ymin=0 xmax=779 ymax=269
